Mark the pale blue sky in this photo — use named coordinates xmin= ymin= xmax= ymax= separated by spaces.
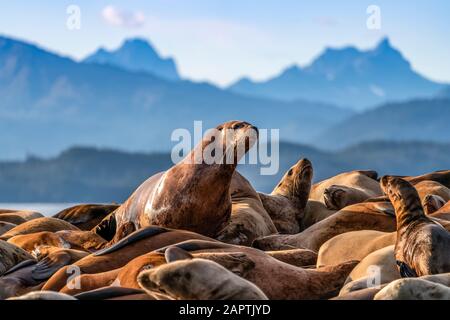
xmin=1 ymin=0 xmax=449 ymax=86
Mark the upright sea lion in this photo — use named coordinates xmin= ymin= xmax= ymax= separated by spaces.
xmin=253 ymin=201 xmax=396 ymax=252
xmin=374 ymin=278 xmax=450 ymax=300
xmin=0 ymin=217 xmax=80 ymax=240
xmin=0 ymin=240 xmax=34 ymax=276
xmin=138 ymin=257 xmax=269 ymax=300
xmin=42 ymin=226 xmax=213 ymax=292
xmin=112 ymin=121 xmax=258 ymax=238
xmin=53 ymin=204 xmax=120 ymax=231
xmin=317 ymin=230 xmax=395 ymax=267
xmin=310 ymin=170 xmax=382 ymax=209
xmin=258 ymin=158 xmax=313 ymax=234
xmin=381 ymin=176 xmax=450 ymax=277
xmin=0 ymin=222 xmax=16 ymax=236
xmin=216 ymin=171 xmax=277 ymax=245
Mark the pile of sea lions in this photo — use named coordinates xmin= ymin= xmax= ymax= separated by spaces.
xmin=1 ymin=120 xmax=450 ymax=300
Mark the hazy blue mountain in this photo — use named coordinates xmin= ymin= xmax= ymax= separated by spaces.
xmin=0 ymin=35 xmax=353 ymax=160
xmin=83 ymin=38 xmax=180 ymax=81
xmin=229 ymin=38 xmax=444 ymax=110
xmin=2 ymin=141 xmax=450 ymax=202
xmin=315 ymin=98 xmax=450 ymax=150
xmin=437 ymin=85 xmax=450 ymax=98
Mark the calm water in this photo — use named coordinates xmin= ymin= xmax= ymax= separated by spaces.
xmin=0 ymin=203 xmax=82 ymax=216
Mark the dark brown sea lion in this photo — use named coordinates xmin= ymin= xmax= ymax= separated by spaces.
xmin=216 ymin=171 xmax=277 ymax=245
xmin=0 ymin=210 xmax=43 ymax=221
xmin=0 ymin=240 xmax=34 ymax=275
xmin=381 ymin=176 xmax=450 ymax=277
xmin=138 ymin=257 xmax=269 ymax=300
xmin=310 ymin=170 xmax=382 ymax=209
xmin=0 ymin=217 xmax=80 ymax=240
xmin=258 ymin=158 xmax=313 ymax=234
xmin=0 ymin=222 xmax=16 ymax=236
xmin=0 ymin=214 xmax=27 ymax=225
xmin=112 ymin=121 xmax=258 ymax=238
xmin=0 ymin=260 xmax=43 ymax=299
xmin=253 ymin=201 xmax=396 ymax=252
xmin=42 ymin=226 xmax=213 ymax=292
xmin=53 ymin=204 xmax=120 ymax=231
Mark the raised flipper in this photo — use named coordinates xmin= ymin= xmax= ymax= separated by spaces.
xmin=32 ymin=251 xmax=72 ymax=281
xmin=397 ymin=260 xmax=418 ymax=278
xmin=93 ymin=226 xmax=170 ymax=256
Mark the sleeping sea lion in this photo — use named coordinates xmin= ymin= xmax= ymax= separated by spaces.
xmin=138 ymin=256 xmax=269 ymax=300
xmin=216 ymin=171 xmax=277 ymax=245
xmin=253 ymin=201 xmax=396 ymax=252
xmin=374 ymin=278 xmax=450 ymax=300
xmin=381 ymin=176 xmax=450 ymax=277
xmin=112 ymin=121 xmax=258 ymax=238
xmin=0 ymin=217 xmax=79 ymax=240
xmin=0 ymin=222 xmax=16 ymax=236
xmin=0 ymin=210 xmax=43 ymax=221
xmin=258 ymin=158 xmax=313 ymax=234
xmin=310 ymin=170 xmax=382 ymax=209
xmin=8 ymin=291 xmax=77 ymax=300
xmin=53 ymin=204 xmax=120 ymax=231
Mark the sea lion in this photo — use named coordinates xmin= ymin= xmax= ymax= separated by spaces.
xmin=339 ymin=245 xmax=399 ymax=296
xmin=381 ymin=176 xmax=450 ymax=277
xmin=0 ymin=217 xmax=80 ymax=240
xmin=53 ymin=204 xmax=120 ymax=231
xmin=113 ymin=120 xmax=258 ymax=238
xmin=253 ymin=201 xmax=396 ymax=252
xmin=0 ymin=210 xmax=43 ymax=221
xmin=8 ymin=290 xmax=77 ymax=300
xmin=402 ymin=170 xmax=450 ymax=188
xmin=0 ymin=260 xmax=43 ymax=299
xmin=310 ymin=170 xmax=382 ymax=209
xmin=374 ymin=278 xmax=450 ymax=300
xmin=138 ymin=257 xmax=269 ymax=300
xmin=0 ymin=214 xmax=27 ymax=225
xmin=0 ymin=222 xmax=16 ymax=236
xmin=258 ymin=158 xmax=313 ymax=234
xmin=0 ymin=240 xmax=34 ymax=276
xmin=331 ymin=287 xmax=382 ymax=300
xmin=42 ymin=226 xmax=213 ymax=292
xmin=216 ymin=171 xmax=277 ymax=245
xmin=422 ymin=194 xmax=446 ymax=215
xmin=7 ymin=230 xmax=106 ymax=254
xmin=74 ymin=287 xmax=156 ymax=300
xmin=300 ymin=200 xmax=337 ymax=230
xmin=317 ymin=230 xmax=395 ymax=267
xmin=414 ymin=180 xmax=450 ymax=203
xmin=430 ymin=201 xmax=450 ymax=220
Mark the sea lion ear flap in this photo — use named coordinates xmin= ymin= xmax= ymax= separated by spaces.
xmin=165 ymin=247 xmax=194 ymax=263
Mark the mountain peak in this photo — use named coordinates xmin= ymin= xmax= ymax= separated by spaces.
xmin=375 ymin=37 xmax=392 ymax=50
xmin=83 ymin=37 xmax=180 ymax=81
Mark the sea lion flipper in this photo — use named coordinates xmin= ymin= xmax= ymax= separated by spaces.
xmin=93 ymin=226 xmax=169 ymax=256
xmin=156 ymin=239 xmax=231 ymax=254
xmin=32 ymin=252 xmax=72 ymax=280
xmin=396 ymin=260 xmax=418 ymax=278
xmin=165 ymin=247 xmax=194 ymax=263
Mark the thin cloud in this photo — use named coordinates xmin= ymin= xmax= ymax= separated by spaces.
xmin=101 ymin=5 xmax=145 ymax=28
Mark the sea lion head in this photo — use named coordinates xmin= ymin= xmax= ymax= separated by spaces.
xmin=196 ymin=120 xmax=258 ymax=166
xmin=422 ymin=194 xmax=446 ymax=215
xmin=380 ymin=176 xmax=424 ymax=225
xmin=323 ymin=185 xmax=349 ymax=210
xmin=137 ymin=257 xmax=267 ymax=300
xmin=273 ymin=158 xmax=313 ymax=202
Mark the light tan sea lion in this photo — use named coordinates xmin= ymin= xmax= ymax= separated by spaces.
xmin=374 ymin=278 xmax=450 ymax=300
xmin=253 ymin=201 xmax=396 ymax=252
xmin=0 ymin=240 xmax=34 ymax=276
xmin=138 ymin=256 xmax=269 ymax=300
xmin=340 ymin=245 xmax=399 ymax=296
xmin=403 ymin=170 xmax=450 ymax=188
xmin=0 ymin=210 xmax=43 ymax=221
xmin=258 ymin=158 xmax=313 ymax=234
xmin=381 ymin=176 xmax=450 ymax=277
xmin=42 ymin=226 xmax=213 ymax=292
xmin=0 ymin=222 xmax=16 ymax=236
xmin=113 ymin=121 xmax=258 ymax=238
xmin=8 ymin=290 xmax=77 ymax=300
xmin=310 ymin=170 xmax=381 ymax=209
xmin=216 ymin=171 xmax=277 ymax=245
xmin=414 ymin=180 xmax=450 ymax=202
xmin=53 ymin=204 xmax=120 ymax=231
xmin=317 ymin=230 xmax=395 ymax=267
xmin=300 ymin=200 xmax=337 ymax=230
xmin=0 ymin=217 xmax=80 ymax=240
